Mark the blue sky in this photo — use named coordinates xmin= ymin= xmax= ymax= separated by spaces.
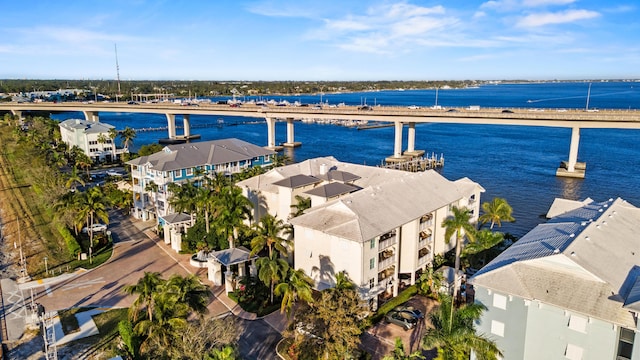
xmin=1 ymin=0 xmax=637 ymax=80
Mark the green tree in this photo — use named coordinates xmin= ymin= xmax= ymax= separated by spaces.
xmin=422 ymin=295 xmax=502 ymax=360
xmin=215 ymin=185 xmax=252 ymax=249
xmin=417 ymin=265 xmax=445 ymax=299
xmin=120 ymin=126 xmax=137 ymax=149
xmin=123 ymin=271 xmax=164 ymax=322
xmin=274 ymin=268 xmax=314 ymax=318
xmin=207 ymin=345 xmax=238 ymax=360
xmin=461 ymin=229 xmax=504 ymax=269
xmin=75 ymin=151 xmax=93 ymax=179
xmin=117 ymin=319 xmax=140 ymax=359
xmin=64 ymin=166 xmax=85 ymax=190
xmin=478 ymin=197 xmax=514 ymax=230
xmin=138 ymin=143 xmax=163 ymax=156
xmin=76 ymin=187 xmax=110 ymax=263
xmin=135 ymin=289 xmax=189 ymax=356
xmin=165 ymin=273 xmax=210 ymax=315
xmin=250 ymin=214 xmax=291 ymax=258
xmin=291 ymin=279 xmax=367 ymax=360
xmin=290 ymin=195 xmax=311 ymax=218
xmin=442 ymin=206 xmax=476 ymax=298
xmin=383 ymin=338 xmax=425 ymax=360
xmin=257 ymin=254 xmax=290 ymax=305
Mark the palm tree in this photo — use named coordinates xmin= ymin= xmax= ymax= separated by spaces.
xmin=257 ymin=254 xmax=290 ymax=305
xmin=75 ymin=152 xmax=93 ymax=179
xmin=290 ymin=195 xmax=311 ymax=218
xmin=195 ymin=186 xmax=215 ymax=234
xmin=478 ymin=197 xmax=514 ymax=230
xmin=215 ymin=186 xmax=252 ymax=249
xmin=108 ymin=127 xmax=119 ymax=155
xmin=422 ymin=294 xmax=502 ymax=360
xmin=250 ymin=214 xmax=291 ymax=258
xmin=168 ymin=181 xmax=198 ymax=221
xmin=442 ymin=206 xmax=476 ymax=298
xmin=164 ymin=273 xmax=210 ymax=315
xmin=65 ymin=166 xmax=85 ymax=190
xmin=274 ymin=268 xmax=314 ymax=318
xmin=123 ymin=271 xmax=164 ymax=322
xmin=76 ymin=187 xmax=110 ymax=263
xmin=462 ymin=229 xmax=504 ymax=269
xmin=417 ymin=265 xmax=445 ymax=299
xmin=120 ymin=126 xmax=137 ymax=150
xmin=334 ymin=271 xmax=356 ymax=292
xmin=135 ymin=289 xmax=189 ymax=355
xmin=383 ymin=338 xmax=425 ymax=360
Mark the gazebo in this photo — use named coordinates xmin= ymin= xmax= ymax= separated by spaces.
xmin=159 ymin=213 xmax=193 ymax=252
xmin=207 ymin=246 xmax=258 ymax=294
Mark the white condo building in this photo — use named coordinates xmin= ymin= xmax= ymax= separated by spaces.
xmin=58 ymin=119 xmax=125 ymax=162
xmin=237 ymin=157 xmax=484 ymax=308
xmin=471 ymin=197 xmax=640 ymax=360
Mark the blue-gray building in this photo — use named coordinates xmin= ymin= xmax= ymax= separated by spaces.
xmin=127 ymin=138 xmax=275 ymax=221
xmin=471 ymin=197 xmax=640 ymax=360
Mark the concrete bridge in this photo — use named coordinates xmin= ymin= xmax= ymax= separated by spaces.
xmin=3 ymin=102 xmax=640 ymax=178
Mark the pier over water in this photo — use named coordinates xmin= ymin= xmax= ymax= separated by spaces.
xmin=2 ymin=102 xmax=640 ymax=178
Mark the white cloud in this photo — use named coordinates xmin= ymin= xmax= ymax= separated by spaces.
xmin=522 ymin=0 xmax=576 ymax=7
xmin=516 ymin=9 xmax=600 ymax=27
xmin=473 ymin=11 xmax=487 ymax=19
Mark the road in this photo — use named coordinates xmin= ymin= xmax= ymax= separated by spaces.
xmin=1 ymin=210 xmax=283 ymax=359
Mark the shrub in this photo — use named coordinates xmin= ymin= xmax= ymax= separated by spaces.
xmin=57 ymin=223 xmax=81 ymax=256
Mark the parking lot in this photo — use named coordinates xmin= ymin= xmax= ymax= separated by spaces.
xmin=361 ymin=295 xmax=439 ymax=359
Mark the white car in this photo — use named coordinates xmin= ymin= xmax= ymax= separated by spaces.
xmin=106 ymin=170 xmax=123 ymax=177
xmin=82 ymin=223 xmax=107 ymax=233
xmin=407 ymin=105 xmax=420 ymax=110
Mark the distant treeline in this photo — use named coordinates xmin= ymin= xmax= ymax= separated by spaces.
xmin=0 ymin=79 xmax=487 ymax=100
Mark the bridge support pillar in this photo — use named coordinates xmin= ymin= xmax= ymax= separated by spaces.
xmin=283 ymin=118 xmax=301 ymax=148
xmin=10 ymin=110 xmax=23 ymax=120
xmin=166 ymin=114 xmax=177 ymax=139
xmin=183 ymin=114 xmax=191 ymax=137
xmin=556 ymin=126 xmax=586 ymax=178
xmin=265 ymin=117 xmax=283 ymax=151
xmin=83 ymin=111 xmax=99 ymax=122
xmin=403 ymin=122 xmax=425 ymax=158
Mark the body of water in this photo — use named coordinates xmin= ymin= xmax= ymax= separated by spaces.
xmin=51 ymin=81 xmax=640 ymax=237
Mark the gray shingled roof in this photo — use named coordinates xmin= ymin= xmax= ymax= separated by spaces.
xmin=471 ymin=198 xmax=640 ymax=327
xmin=160 ymin=212 xmax=192 ymax=224
xmin=209 ymin=246 xmax=258 ymax=266
xmin=304 ymin=182 xmax=359 ymax=198
xmin=317 ymin=170 xmax=361 ymax=183
xmin=272 ymin=174 xmax=321 ymax=188
xmin=59 ymin=119 xmax=114 ymax=134
xmin=127 ymin=138 xmax=275 ymax=171
xmin=291 ymin=170 xmax=476 ymax=243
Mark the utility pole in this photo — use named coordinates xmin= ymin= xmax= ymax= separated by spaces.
xmin=115 ymin=44 xmax=122 ymax=103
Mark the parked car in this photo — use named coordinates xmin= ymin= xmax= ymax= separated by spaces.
xmin=358 ymin=105 xmax=373 ymax=111
xmin=82 ymin=223 xmax=107 ymax=233
xmin=395 ymin=305 xmax=424 ymax=320
xmin=407 ymin=105 xmax=420 ymax=110
xmin=385 ymin=309 xmax=418 ymax=330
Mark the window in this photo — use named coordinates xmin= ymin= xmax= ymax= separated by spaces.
xmin=369 ymin=278 xmax=375 ymax=289
xmin=370 ymin=239 xmax=375 ymax=249
xmin=370 ymin=258 xmax=375 ymax=269
xmin=490 ymin=320 xmax=504 ymax=337
xmin=617 ymin=327 xmax=635 ymax=360
xmin=568 ymin=315 xmax=587 ymax=333
xmin=564 ymin=343 xmax=583 ymax=360
xmin=173 ymin=170 xmax=181 ymax=178
xmin=493 ymin=294 xmax=507 ymax=310
xmin=186 ymin=168 xmax=193 ymax=176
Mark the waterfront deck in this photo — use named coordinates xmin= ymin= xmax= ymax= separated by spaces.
xmin=381 ymin=153 xmax=444 ymax=172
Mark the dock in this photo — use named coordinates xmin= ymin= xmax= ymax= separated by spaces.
xmin=380 ymin=153 xmax=444 ymax=172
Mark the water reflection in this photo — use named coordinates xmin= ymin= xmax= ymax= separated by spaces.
xmin=558 ymin=177 xmax=584 ymax=200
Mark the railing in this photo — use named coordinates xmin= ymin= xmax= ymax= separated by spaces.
xmin=378 ymin=256 xmax=396 ymax=271
xmin=378 ymin=235 xmax=396 ymax=250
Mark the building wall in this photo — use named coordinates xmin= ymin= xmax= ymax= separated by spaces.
xmin=475 ymin=286 xmax=622 ymax=360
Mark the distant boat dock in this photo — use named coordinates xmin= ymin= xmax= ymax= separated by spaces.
xmin=380 ymin=153 xmax=444 ymax=172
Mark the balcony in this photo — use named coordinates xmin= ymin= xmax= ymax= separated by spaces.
xmin=379 ymin=230 xmax=397 ymax=250
xmin=378 ymin=265 xmax=395 ymax=281
xmin=378 ymin=256 xmax=396 ymax=272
